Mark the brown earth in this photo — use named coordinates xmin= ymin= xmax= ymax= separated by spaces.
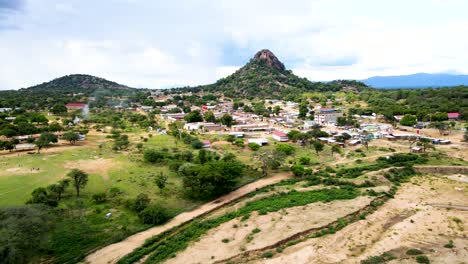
xmin=164 ymin=196 xmax=373 ymax=264
xmin=84 ymin=172 xmax=292 ymax=264
xmin=249 ymin=175 xmax=467 ymax=264
xmin=63 ymin=158 xmax=116 ymax=180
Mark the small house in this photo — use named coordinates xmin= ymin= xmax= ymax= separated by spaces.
xmin=272 ymin=131 xmax=288 ymax=142
xmin=447 ymin=112 xmax=460 ymax=120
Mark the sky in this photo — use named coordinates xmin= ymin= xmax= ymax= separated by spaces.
xmin=1 ymin=0 xmax=468 ymax=90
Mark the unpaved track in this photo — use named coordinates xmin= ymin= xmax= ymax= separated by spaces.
xmin=85 ymin=172 xmax=292 ymax=264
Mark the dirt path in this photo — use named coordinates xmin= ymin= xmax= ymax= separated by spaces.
xmin=84 ymin=172 xmax=292 ymax=264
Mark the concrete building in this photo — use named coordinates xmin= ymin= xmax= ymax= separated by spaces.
xmin=272 ymin=131 xmax=288 ymax=142
xmin=314 ymin=108 xmax=342 ymax=125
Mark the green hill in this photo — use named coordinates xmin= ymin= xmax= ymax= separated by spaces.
xmin=199 ymin=49 xmax=368 ymax=99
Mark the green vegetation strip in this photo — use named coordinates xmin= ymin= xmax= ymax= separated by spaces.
xmin=118 ymin=187 xmax=359 ymax=264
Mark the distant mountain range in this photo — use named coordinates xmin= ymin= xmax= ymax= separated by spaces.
xmin=362 ymin=73 xmax=468 ymax=88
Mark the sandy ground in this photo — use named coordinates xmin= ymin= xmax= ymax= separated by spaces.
xmin=64 ymin=158 xmax=117 ymax=180
xmin=250 ymin=175 xmax=468 ymax=264
xmin=165 ymin=196 xmax=373 ymax=264
xmin=84 ymin=172 xmax=292 ymax=264
xmin=0 ymin=167 xmax=42 ymax=177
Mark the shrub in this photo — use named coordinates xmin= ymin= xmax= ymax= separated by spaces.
xmin=444 ymin=240 xmax=454 ymax=248
xmin=252 ymin=228 xmax=261 ymax=234
xmin=276 ymin=144 xmax=295 ymax=155
xmin=261 ymin=251 xmax=274 ymax=258
xmin=138 ymin=204 xmax=171 ymax=225
xmin=406 ymin=248 xmax=423 ymax=255
xmin=92 ymin=193 xmax=107 ymax=203
xmin=248 ymin=143 xmax=261 ymax=151
xmin=416 ymin=255 xmax=430 ymax=264
xmin=144 ymin=149 xmax=165 ymax=163
xmin=221 ymin=238 xmax=230 ymax=243
xmin=133 ymin=193 xmax=150 ymax=212
xmin=298 ymin=156 xmax=311 ymax=165
xmin=290 ymin=164 xmax=305 ymax=177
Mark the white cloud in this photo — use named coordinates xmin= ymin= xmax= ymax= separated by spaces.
xmin=1 ymin=0 xmax=468 ymax=89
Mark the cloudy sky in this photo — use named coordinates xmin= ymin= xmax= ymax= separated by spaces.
xmin=1 ymin=0 xmax=468 ymax=90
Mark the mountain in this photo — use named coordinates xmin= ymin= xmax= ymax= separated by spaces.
xmin=362 ymin=73 xmax=468 ymax=88
xmin=198 ymin=49 xmax=367 ymax=98
xmin=23 ymin=74 xmax=132 ymax=93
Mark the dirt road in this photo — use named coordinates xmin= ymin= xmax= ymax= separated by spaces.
xmin=84 ymin=172 xmax=292 ymax=264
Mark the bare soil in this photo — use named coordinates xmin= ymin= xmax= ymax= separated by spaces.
xmin=84 ymin=172 xmax=292 ymax=264
xmin=164 ymin=196 xmax=373 ymax=264
xmin=249 ymin=176 xmax=467 ymax=264
xmin=63 ymin=158 xmax=116 ymax=180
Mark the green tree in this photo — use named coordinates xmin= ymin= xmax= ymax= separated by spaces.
xmin=220 ymin=114 xmax=234 ymax=127
xmin=331 ymin=144 xmax=342 ymax=157
xmin=138 ymin=204 xmax=171 ymax=225
xmin=35 ymin=132 xmax=58 ymax=153
xmin=400 ymin=114 xmax=417 ymax=126
xmin=253 ymin=150 xmax=284 ymax=177
xmin=62 ymin=131 xmax=79 ymax=145
xmin=248 ymin=142 xmax=261 ymax=151
xmin=312 ymin=141 xmax=324 ymax=156
xmin=0 ymin=206 xmax=53 ymax=264
xmin=298 ymin=101 xmax=308 ymax=119
xmin=47 ymin=179 xmax=70 ymax=201
xmin=155 ymin=172 xmax=168 ymax=192
xmin=273 ymin=105 xmax=281 ymax=115
xmin=51 ymin=104 xmax=67 ymax=114
xmin=204 ymin=111 xmax=216 ymax=122
xmin=133 ymin=193 xmax=150 ymax=212
xmin=276 ymin=143 xmax=295 ymax=155
xmin=184 ymin=110 xmax=203 ymax=123
xmin=66 ymin=169 xmax=88 ymax=197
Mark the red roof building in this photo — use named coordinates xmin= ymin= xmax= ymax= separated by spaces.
xmin=272 ymin=131 xmax=288 ymax=142
xmin=447 ymin=112 xmax=460 ymax=120
xmin=65 ymin=103 xmax=87 ymax=109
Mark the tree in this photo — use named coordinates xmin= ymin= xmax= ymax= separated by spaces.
xmin=62 ymin=131 xmax=79 ymax=145
xmin=407 ymin=135 xmax=418 ymax=152
xmin=204 ymin=111 xmax=216 ymax=122
xmin=138 ymin=204 xmax=171 ymax=225
xmin=113 ymin=134 xmax=130 ymax=150
xmin=298 ymin=101 xmax=308 ymax=119
xmin=276 ymin=143 xmax=295 ymax=155
xmin=0 ymin=206 xmax=53 ymax=263
xmin=400 ymin=114 xmax=417 ymax=126
xmin=47 ymin=179 xmax=69 ymax=201
xmin=273 ymin=105 xmax=281 ymax=115
xmin=464 ymin=126 xmax=468 ymax=142
xmin=220 ymin=114 xmax=233 ymax=127
xmin=290 ymin=164 xmax=306 ymax=177
xmin=331 ymin=145 xmax=342 ymax=157
xmin=248 ymin=142 xmax=260 ymax=151
xmin=253 ymin=150 xmax=284 ymax=177
xmin=51 ymin=104 xmax=67 ymax=114
xmin=312 ymin=141 xmax=324 ymax=156
xmin=155 ymin=172 xmax=168 ymax=192
xmin=198 ymin=149 xmax=208 ymax=164
xmin=184 ymin=110 xmax=203 ymax=123
xmin=178 ymin=161 xmax=244 ymax=199
xmin=144 ymin=149 xmax=165 ymax=163
xmin=417 ymin=138 xmax=435 ymax=152
xmin=133 ymin=193 xmax=150 ymax=212
xmin=66 ymin=169 xmax=88 ymax=197
xmin=35 ymin=132 xmax=58 ymax=153
xmin=27 ymin=187 xmax=57 ymax=207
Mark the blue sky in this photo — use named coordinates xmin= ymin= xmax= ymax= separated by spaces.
xmin=1 ymin=0 xmax=468 ymax=89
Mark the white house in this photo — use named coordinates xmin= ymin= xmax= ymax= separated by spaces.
xmin=248 ymin=138 xmax=269 ymax=146
xmin=272 ymin=131 xmax=288 ymax=142
xmin=314 ymin=108 xmax=343 ymax=125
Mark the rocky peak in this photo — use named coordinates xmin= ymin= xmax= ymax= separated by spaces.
xmin=252 ymin=49 xmax=285 ymax=71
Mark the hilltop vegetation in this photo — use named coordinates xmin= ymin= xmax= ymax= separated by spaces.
xmin=0 ymin=74 xmax=136 ymax=109
xmin=173 ymin=50 xmax=368 ymax=99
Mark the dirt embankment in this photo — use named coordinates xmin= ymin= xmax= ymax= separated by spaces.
xmin=414 ymin=165 xmax=468 ymax=175
xmin=250 ymin=176 xmax=467 ymax=264
xmin=85 ymin=172 xmax=292 ymax=264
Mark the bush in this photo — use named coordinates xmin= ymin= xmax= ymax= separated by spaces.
xmin=92 ymin=193 xmax=107 ymax=203
xmin=298 ymin=156 xmax=310 ymax=165
xmin=406 ymin=248 xmax=423 ymax=255
xmin=416 ymin=255 xmax=430 ymax=264
xmin=261 ymin=251 xmax=274 ymax=258
xmin=290 ymin=164 xmax=305 ymax=177
xmin=138 ymin=204 xmax=171 ymax=225
xmin=144 ymin=149 xmax=165 ymax=163
xmin=276 ymin=143 xmax=295 ymax=155
xmin=444 ymin=240 xmax=454 ymax=248
xmin=248 ymin=143 xmax=261 ymax=151
xmin=191 ymin=140 xmax=204 ymax=149
xmin=133 ymin=193 xmax=150 ymax=212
